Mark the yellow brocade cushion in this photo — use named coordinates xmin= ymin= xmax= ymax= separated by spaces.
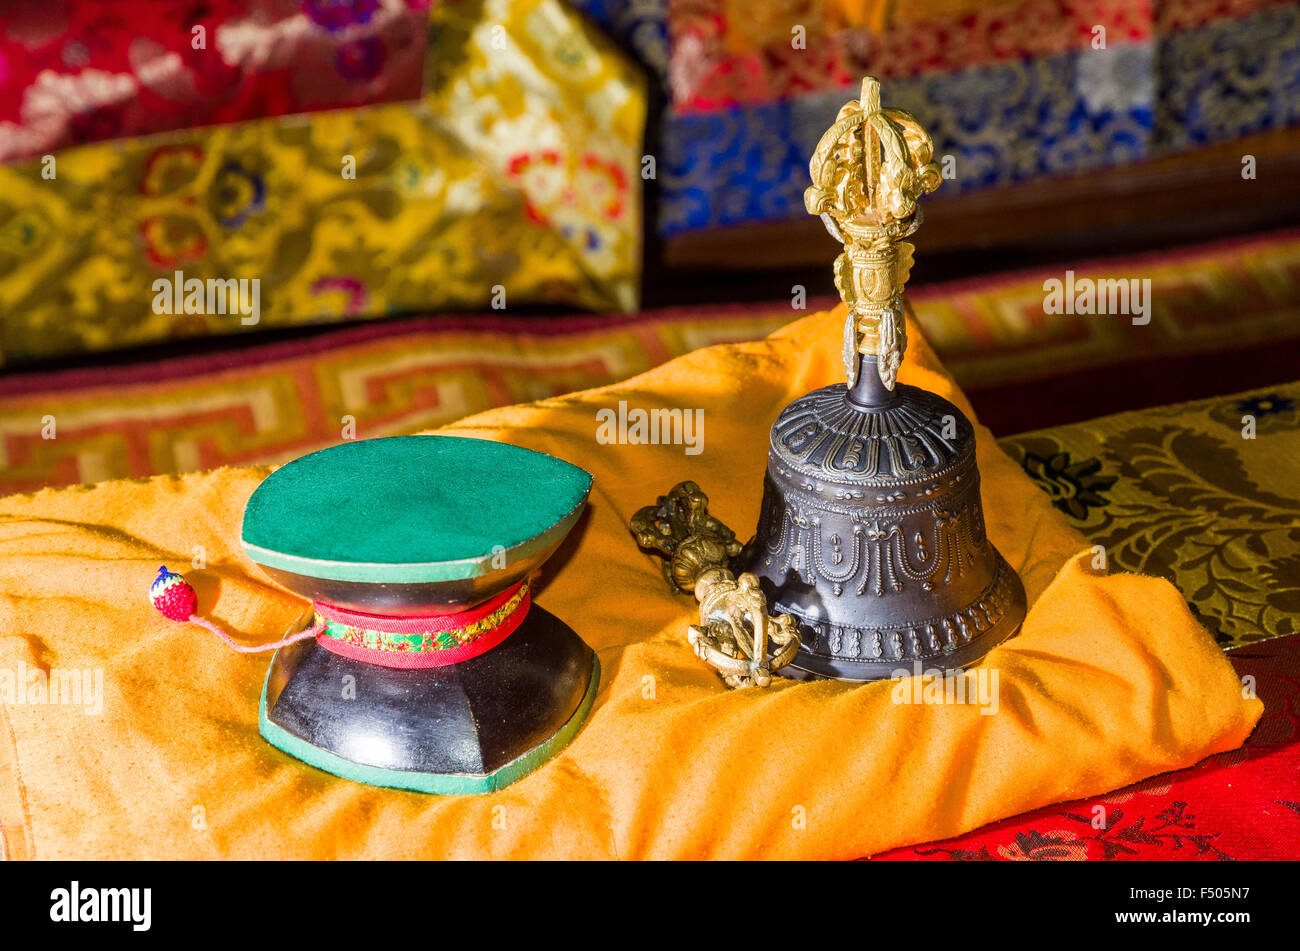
xmin=0 ymin=0 xmax=645 ymax=366
xmin=0 ymin=306 xmax=1261 ymax=859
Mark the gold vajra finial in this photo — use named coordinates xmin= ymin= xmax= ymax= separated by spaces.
xmin=805 ymin=76 xmax=942 ymax=389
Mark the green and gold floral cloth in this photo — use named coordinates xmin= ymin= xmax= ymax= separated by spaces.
xmin=0 ymin=0 xmax=645 ymax=365
xmin=1001 ymin=382 xmax=1300 ymax=647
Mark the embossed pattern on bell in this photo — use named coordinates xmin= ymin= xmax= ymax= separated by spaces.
xmin=747 ymin=379 xmax=1027 ymax=682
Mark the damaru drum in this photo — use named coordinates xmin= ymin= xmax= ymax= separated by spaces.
xmin=242 ymin=435 xmax=598 ymax=794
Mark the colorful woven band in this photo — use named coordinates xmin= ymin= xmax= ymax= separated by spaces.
xmin=313 ymin=578 xmax=530 ymax=669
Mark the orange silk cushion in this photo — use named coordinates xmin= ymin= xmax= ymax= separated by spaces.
xmin=0 ymin=305 xmax=1260 ymax=858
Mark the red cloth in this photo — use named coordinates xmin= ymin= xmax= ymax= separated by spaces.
xmin=872 ymin=634 xmax=1300 ymax=860
xmin=0 ymin=0 xmax=429 ymax=162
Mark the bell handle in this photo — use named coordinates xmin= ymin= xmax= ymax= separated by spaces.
xmin=806 ymin=76 xmax=941 ymax=390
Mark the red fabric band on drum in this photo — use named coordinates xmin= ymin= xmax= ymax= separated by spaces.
xmin=313 ymin=578 xmax=531 ymax=669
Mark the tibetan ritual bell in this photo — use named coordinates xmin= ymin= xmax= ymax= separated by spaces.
xmin=746 ymin=77 xmax=1027 ymax=681
xmin=631 ymin=78 xmax=1025 ymax=688
xmin=242 ymin=435 xmax=598 ymax=794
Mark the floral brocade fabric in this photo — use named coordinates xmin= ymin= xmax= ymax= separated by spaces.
xmin=0 ymin=0 xmax=646 ymax=364
xmin=1000 ymin=382 xmax=1300 ymax=648
xmin=0 ymin=0 xmax=431 ymax=163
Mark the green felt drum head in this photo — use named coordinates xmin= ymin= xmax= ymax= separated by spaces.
xmin=242 ymin=435 xmax=592 ymax=585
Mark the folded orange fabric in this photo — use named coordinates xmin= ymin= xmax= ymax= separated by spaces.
xmin=0 ymin=305 xmax=1261 ymax=859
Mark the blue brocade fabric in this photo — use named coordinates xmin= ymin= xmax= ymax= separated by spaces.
xmin=1156 ymin=4 xmax=1300 ymax=149
xmin=569 ymin=0 xmax=669 ymax=82
xmin=660 ymin=48 xmax=1157 ymax=236
xmin=566 ymin=2 xmax=1300 ymax=236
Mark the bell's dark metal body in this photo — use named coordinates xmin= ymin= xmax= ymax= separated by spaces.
xmin=747 ymin=355 xmax=1026 ymax=682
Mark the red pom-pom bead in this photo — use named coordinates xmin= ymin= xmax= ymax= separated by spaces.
xmin=149 ymin=566 xmax=197 ymax=622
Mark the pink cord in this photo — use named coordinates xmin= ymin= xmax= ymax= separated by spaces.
xmin=150 ymin=567 xmax=324 ymax=654
xmin=188 ymin=615 xmax=324 ymax=653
